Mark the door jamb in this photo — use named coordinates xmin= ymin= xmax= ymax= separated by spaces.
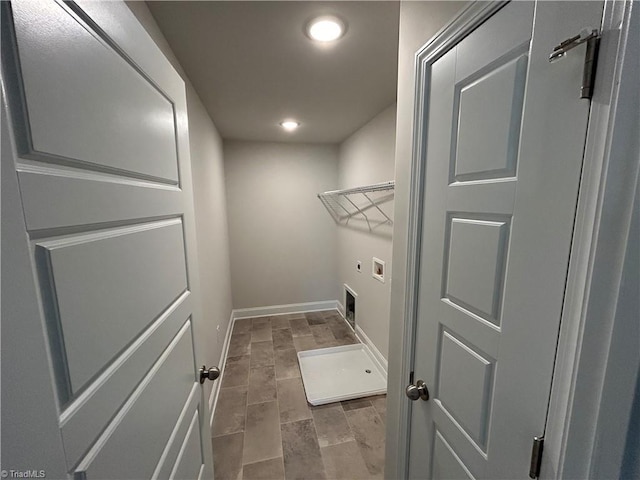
xmin=541 ymin=1 xmax=639 ymax=478
xmin=386 ymin=0 xmax=638 ymax=478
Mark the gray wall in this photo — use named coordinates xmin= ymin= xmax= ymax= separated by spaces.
xmin=224 ymin=141 xmax=339 ymax=309
xmin=187 ymin=91 xmax=234 ymax=353
xmin=337 ymin=104 xmax=397 ymax=360
xmin=384 ymin=2 xmax=469 ymax=478
xmin=126 ymin=2 xmax=234 ymax=405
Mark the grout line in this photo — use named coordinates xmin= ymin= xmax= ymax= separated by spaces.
xmin=309 ymin=415 xmax=328 ymax=476
xmin=319 ymin=437 xmax=360 ymax=449
xmin=241 ymin=454 xmax=284 ymax=467
xmin=278 ymin=414 xmax=313 ymax=426
xmin=306 ymin=400 xmax=332 ymax=479
xmin=211 ymin=429 xmax=245 ymax=440
xmin=290 ymin=314 xmax=325 ymax=475
xmin=273 ymin=316 xmax=287 ymax=475
xmin=226 ymin=312 xmax=348 ymax=478
xmin=240 ymin=360 xmax=249 ymax=468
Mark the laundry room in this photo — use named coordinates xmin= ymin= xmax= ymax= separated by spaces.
xmin=2 ymin=1 xmax=637 ymax=479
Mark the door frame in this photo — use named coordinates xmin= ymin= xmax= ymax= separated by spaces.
xmin=385 ymin=0 xmax=639 ymax=478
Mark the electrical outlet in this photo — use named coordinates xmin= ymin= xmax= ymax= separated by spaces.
xmin=357 ymin=260 xmax=362 ymax=272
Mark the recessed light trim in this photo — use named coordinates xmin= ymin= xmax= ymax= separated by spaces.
xmin=306 ymin=15 xmax=346 ymax=42
xmin=280 ymin=120 xmax=300 ymax=131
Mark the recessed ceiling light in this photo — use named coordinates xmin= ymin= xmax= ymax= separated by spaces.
xmin=306 ymin=15 xmax=346 ymax=42
xmin=280 ymin=120 xmax=300 ymax=131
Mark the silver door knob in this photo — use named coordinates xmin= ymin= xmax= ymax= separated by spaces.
xmin=405 ymin=380 xmax=430 ymax=401
xmin=199 ymin=365 xmax=220 ymax=384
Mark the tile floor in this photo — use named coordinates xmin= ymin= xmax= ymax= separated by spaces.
xmin=211 ymin=310 xmax=387 ymax=480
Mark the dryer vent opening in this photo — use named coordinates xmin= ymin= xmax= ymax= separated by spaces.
xmin=345 ymin=287 xmax=356 ymax=330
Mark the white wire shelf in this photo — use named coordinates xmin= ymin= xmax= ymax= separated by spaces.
xmin=317 ymin=181 xmax=395 ymax=230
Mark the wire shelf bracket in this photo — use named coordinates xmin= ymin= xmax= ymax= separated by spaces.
xmin=317 ymin=181 xmax=395 ymax=230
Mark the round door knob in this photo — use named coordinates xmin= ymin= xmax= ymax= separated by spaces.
xmin=405 ymin=380 xmax=430 ymax=401
xmin=199 ymin=365 xmax=220 ymax=384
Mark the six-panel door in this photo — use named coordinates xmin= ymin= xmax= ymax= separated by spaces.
xmin=408 ymin=1 xmax=603 ymax=478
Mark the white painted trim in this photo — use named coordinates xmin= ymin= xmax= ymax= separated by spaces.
xmin=372 ymin=257 xmax=386 ymax=283
xmin=231 ymin=300 xmax=339 ymax=320
xmin=542 ymin=2 xmax=639 ymax=478
xmin=336 ymin=301 xmax=345 ymax=317
xmin=208 ymin=310 xmax=234 ymax=428
xmin=343 ymin=284 xmax=358 ymax=330
xmin=212 ymin=300 xmax=344 ymax=426
xmin=334 ymin=303 xmax=356 ymax=334
xmin=343 ymin=283 xmax=358 ymax=300
xmin=355 ymin=325 xmax=388 ymax=375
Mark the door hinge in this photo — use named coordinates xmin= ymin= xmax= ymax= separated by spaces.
xmin=529 ymin=436 xmax=544 ymax=479
xmin=549 ymin=28 xmax=601 ymax=99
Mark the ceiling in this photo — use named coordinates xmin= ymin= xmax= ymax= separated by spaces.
xmin=147 ymin=1 xmax=400 ymax=144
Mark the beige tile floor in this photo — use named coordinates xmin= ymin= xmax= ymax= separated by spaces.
xmin=211 ymin=310 xmax=387 ymax=480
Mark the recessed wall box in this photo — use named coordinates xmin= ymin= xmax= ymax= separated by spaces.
xmin=372 ymin=257 xmax=385 ymax=283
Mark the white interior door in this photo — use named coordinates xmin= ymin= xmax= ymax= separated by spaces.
xmin=407 ymin=1 xmax=603 ymax=478
xmin=1 ymin=1 xmax=214 ymax=478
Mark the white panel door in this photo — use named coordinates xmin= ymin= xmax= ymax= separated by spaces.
xmin=1 ymin=1 xmax=215 ymax=478
xmin=407 ymin=1 xmax=603 ymax=478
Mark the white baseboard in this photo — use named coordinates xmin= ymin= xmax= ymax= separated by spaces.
xmin=335 ymin=305 xmax=388 ymax=376
xmin=209 ymin=309 xmax=234 ymax=428
xmin=356 ymin=325 xmax=388 ymax=376
xmin=232 ymin=300 xmax=339 ymax=320
xmin=210 ymin=300 xmax=387 ymax=426
xmin=210 ymin=300 xmax=341 ymax=426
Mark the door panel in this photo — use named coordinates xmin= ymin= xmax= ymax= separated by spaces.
xmin=13 ymin=0 xmax=178 ymax=182
xmin=156 ymin=388 xmax=203 ymax=480
xmin=60 ymin=294 xmax=193 ymax=466
xmin=409 ymin=1 xmax=603 ymax=478
xmin=444 ymin=217 xmax=510 ymax=326
xmin=170 ymin=410 xmax=206 ymax=480
xmin=17 ymin=166 xmax=182 ymax=231
xmin=76 ymin=322 xmax=196 ymax=479
xmin=38 ymin=219 xmax=188 ymax=393
xmin=438 ymin=330 xmax=494 ymax=448
xmin=432 ymin=432 xmax=473 ymax=480
xmin=1 ymin=0 xmax=214 ymax=477
xmin=454 ymin=2 xmax=533 ymax=83
xmin=453 ymin=54 xmax=527 ymax=182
